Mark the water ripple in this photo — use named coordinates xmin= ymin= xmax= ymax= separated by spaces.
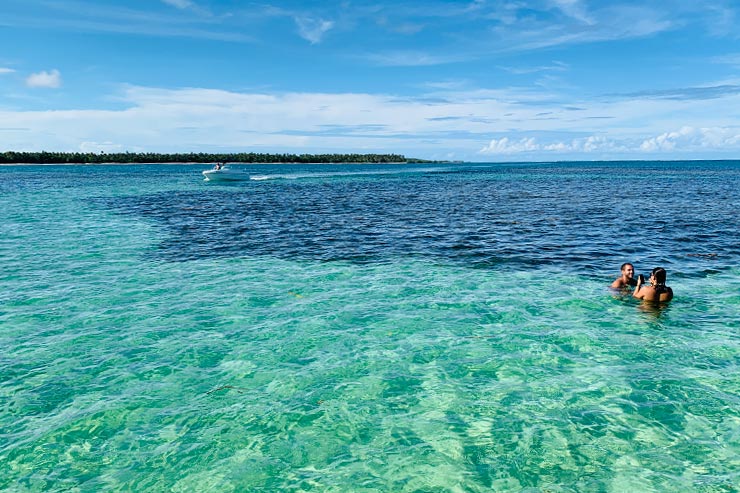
xmin=98 ymin=163 xmax=740 ymax=275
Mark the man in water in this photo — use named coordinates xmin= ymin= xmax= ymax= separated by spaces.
xmin=633 ymin=267 xmax=673 ymax=302
xmin=611 ymin=262 xmax=637 ymax=289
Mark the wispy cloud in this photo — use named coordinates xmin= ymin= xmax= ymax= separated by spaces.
xmin=612 ymin=84 xmax=740 ymax=101
xmin=712 ymin=53 xmax=740 ymax=67
xmin=550 ymin=0 xmax=595 ymax=25
xmin=701 ymin=3 xmax=738 ymax=37
xmin=366 ymin=51 xmax=466 ymax=67
xmin=322 ymin=1 xmax=671 ymax=57
xmin=499 ymin=61 xmax=569 ymax=75
xmin=4 ymin=1 xmax=243 ymax=41
xmin=294 ymin=16 xmax=334 ymax=44
xmin=79 ymin=141 xmax=125 ymax=153
xmin=421 ymin=80 xmax=471 ymax=91
xmin=26 ymin=69 xmax=62 ymax=88
xmin=373 ymin=14 xmax=425 ymax=35
xmin=426 ymin=116 xmax=466 ymax=122
xmin=485 ymin=3 xmax=674 ymax=53
xmin=160 ymin=0 xmax=213 ymax=17
xmin=161 ymin=0 xmax=194 ymax=9
xmin=0 ymin=68 xmax=16 ymax=74
xmin=389 ymin=22 xmax=425 ymax=35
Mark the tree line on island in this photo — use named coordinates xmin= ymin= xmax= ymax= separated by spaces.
xmin=0 ymin=151 xmax=433 ymax=165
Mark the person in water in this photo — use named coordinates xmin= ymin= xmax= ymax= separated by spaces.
xmin=633 ymin=267 xmax=673 ymax=302
xmin=611 ymin=262 xmax=637 ymax=289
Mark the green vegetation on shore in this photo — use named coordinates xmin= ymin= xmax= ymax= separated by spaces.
xmin=0 ymin=151 xmax=432 ymax=164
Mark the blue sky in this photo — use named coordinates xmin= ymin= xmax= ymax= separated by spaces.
xmin=1 ymin=0 xmax=740 ymax=161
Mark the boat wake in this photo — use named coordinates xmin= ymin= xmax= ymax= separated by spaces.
xmin=249 ymin=167 xmax=448 ymax=181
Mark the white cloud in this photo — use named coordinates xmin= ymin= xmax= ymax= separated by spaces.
xmin=640 ymin=126 xmax=693 ymax=151
xmin=640 ymin=126 xmax=740 ymax=152
xmin=479 ymin=135 xmax=623 ymax=155
xmin=479 ymin=126 xmax=740 ymax=157
xmin=480 ymin=137 xmax=538 ymax=154
xmin=4 ymin=83 xmax=740 ymax=160
xmin=551 ymin=135 xmax=626 ymax=152
xmin=0 ymin=68 xmax=16 ymax=74
xmin=79 ymin=141 xmax=125 ymax=153
xmin=295 ymin=17 xmax=334 ymax=44
xmin=26 ymin=69 xmax=62 ymax=88
xmin=581 ymin=135 xmax=616 ymax=152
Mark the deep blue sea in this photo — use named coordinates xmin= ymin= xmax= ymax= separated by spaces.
xmin=1 ymin=161 xmax=739 ymax=492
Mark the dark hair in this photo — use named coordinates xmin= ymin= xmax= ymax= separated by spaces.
xmin=651 ymin=267 xmax=667 ymax=285
xmin=621 ymin=262 xmax=633 ymax=271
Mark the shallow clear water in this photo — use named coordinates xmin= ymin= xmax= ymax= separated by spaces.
xmin=1 ymin=161 xmax=739 ymax=492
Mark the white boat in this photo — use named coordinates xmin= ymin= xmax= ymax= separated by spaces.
xmin=202 ymin=164 xmax=250 ymax=182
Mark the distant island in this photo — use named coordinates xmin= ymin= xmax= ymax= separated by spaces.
xmin=0 ymin=151 xmax=434 ymax=165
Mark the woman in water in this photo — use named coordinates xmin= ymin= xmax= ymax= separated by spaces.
xmin=633 ymin=267 xmax=673 ymax=302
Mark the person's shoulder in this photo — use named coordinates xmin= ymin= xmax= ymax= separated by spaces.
xmin=634 ymin=285 xmax=654 ymax=299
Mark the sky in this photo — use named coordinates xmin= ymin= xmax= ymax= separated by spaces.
xmin=1 ymin=0 xmax=740 ymax=162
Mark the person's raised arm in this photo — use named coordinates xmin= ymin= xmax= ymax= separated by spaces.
xmin=633 ymin=274 xmax=645 ymax=299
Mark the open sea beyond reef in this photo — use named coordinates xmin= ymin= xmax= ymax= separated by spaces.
xmin=2 ymin=161 xmax=740 ymax=492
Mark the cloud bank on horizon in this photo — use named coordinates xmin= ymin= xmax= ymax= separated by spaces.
xmin=1 ymin=0 xmax=739 ymax=161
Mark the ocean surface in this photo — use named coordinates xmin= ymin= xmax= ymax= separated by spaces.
xmin=1 ymin=161 xmax=739 ymax=492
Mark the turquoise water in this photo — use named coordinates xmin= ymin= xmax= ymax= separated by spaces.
xmin=1 ymin=162 xmax=739 ymax=492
